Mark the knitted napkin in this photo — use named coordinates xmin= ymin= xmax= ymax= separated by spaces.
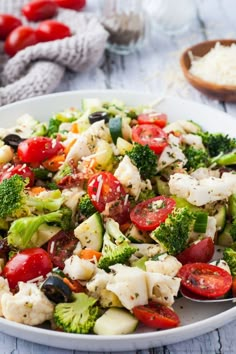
xmin=0 ymin=0 xmax=108 ymax=106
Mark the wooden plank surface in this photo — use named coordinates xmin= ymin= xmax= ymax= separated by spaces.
xmin=1 ymin=0 xmax=236 ymax=353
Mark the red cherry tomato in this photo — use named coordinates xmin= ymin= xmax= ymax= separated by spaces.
xmin=130 ymin=196 xmax=176 ymax=231
xmin=0 ymin=164 xmax=35 ymax=187
xmin=178 ymin=263 xmax=232 ymax=299
xmin=87 ymin=171 xmax=130 ymax=225
xmin=0 ymin=14 xmax=22 ymax=40
xmin=54 ymin=0 xmax=86 ymax=11
xmin=133 ymin=301 xmax=180 ymax=329
xmin=132 ymin=124 xmax=168 ymax=154
xmin=47 ymin=231 xmax=79 ymax=269
xmin=176 ymin=237 xmax=214 ymax=265
xmin=137 ymin=112 xmax=167 ymax=128
xmin=4 ymin=26 xmax=38 ymax=57
xmin=36 ymin=20 xmax=71 ymax=42
xmin=3 ymin=247 xmax=53 ymax=290
xmin=22 ymin=0 xmax=58 ymax=22
xmin=17 ymin=137 xmax=64 ymax=163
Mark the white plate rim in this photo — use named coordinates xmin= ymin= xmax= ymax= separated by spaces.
xmin=0 ymin=89 xmax=236 ymax=351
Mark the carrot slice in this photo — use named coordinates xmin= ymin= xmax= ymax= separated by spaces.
xmin=42 ymin=154 xmax=65 ymax=172
xmin=80 ymin=249 xmax=102 ymax=261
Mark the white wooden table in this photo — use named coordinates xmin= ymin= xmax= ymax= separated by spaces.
xmin=1 ymin=0 xmax=236 ymax=353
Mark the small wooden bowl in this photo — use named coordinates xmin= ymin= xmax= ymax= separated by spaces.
xmin=180 ymin=39 xmax=236 ymax=102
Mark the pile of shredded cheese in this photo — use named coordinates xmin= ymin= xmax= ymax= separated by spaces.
xmin=189 ymin=42 xmax=236 ymax=86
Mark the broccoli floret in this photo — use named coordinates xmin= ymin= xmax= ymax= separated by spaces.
xmin=54 ymin=292 xmax=99 ymax=334
xmin=223 ymin=246 xmax=236 ymax=276
xmin=98 ymin=218 xmax=137 ymax=271
xmin=137 ymin=189 xmax=156 ymax=202
xmin=0 ymin=175 xmax=66 ymax=219
xmin=199 ymin=131 xmax=236 ymax=158
xmin=126 ymin=143 xmax=157 ymax=179
xmin=47 ymin=117 xmax=61 ymax=137
xmin=0 ymin=175 xmax=30 ymax=219
xmin=7 ymin=208 xmax=72 ymax=249
xmin=183 ymin=146 xmax=209 ymax=171
xmin=78 ymin=194 xmax=96 ymax=218
xmin=151 ymin=207 xmax=196 ymax=255
xmin=53 ymin=163 xmax=73 ymax=183
xmin=27 ymin=189 xmax=64 ymax=212
xmin=59 ymin=206 xmax=74 ymax=231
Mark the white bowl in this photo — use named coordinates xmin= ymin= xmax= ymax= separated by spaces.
xmin=0 ymin=90 xmax=236 ymax=352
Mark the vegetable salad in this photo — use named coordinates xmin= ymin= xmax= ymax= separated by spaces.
xmin=0 ymin=98 xmax=236 ymax=334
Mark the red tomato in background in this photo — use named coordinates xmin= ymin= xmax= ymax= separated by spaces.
xmin=47 ymin=231 xmax=79 ymax=269
xmin=0 ymin=164 xmax=35 ymax=187
xmin=17 ymin=137 xmax=64 ymax=163
xmin=178 ymin=263 xmax=232 ymax=299
xmin=130 ymin=196 xmax=176 ymax=231
xmin=4 ymin=26 xmax=38 ymax=57
xmin=54 ymin=0 xmax=86 ymax=11
xmin=36 ymin=20 xmax=71 ymax=42
xmin=133 ymin=302 xmax=180 ymax=329
xmin=137 ymin=112 xmax=167 ymax=128
xmin=3 ymin=248 xmax=53 ymax=290
xmin=22 ymin=0 xmax=58 ymax=22
xmin=132 ymin=124 xmax=168 ymax=154
xmin=176 ymin=237 xmax=214 ymax=265
xmin=87 ymin=171 xmax=130 ymax=224
xmin=0 ymin=14 xmax=22 ymax=41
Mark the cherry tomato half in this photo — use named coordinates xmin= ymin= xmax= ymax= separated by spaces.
xmin=133 ymin=301 xmax=180 ymax=329
xmin=137 ymin=112 xmax=167 ymax=128
xmin=3 ymin=247 xmax=53 ymax=290
xmin=130 ymin=196 xmax=176 ymax=231
xmin=176 ymin=237 xmax=214 ymax=265
xmin=4 ymin=26 xmax=38 ymax=57
xmin=36 ymin=20 xmax=71 ymax=42
xmin=0 ymin=164 xmax=35 ymax=187
xmin=178 ymin=262 xmax=232 ymax=299
xmin=22 ymin=0 xmax=58 ymax=22
xmin=17 ymin=137 xmax=64 ymax=163
xmin=87 ymin=171 xmax=130 ymax=224
xmin=0 ymin=14 xmax=22 ymax=41
xmin=54 ymin=0 xmax=86 ymax=11
xmin=132 ymin=124 xmax=168 ymax=154
xmin=47 ymin=231 xmax=79 ymax=269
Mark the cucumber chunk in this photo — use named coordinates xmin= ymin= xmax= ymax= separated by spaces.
xmin=74 ymin=212 xmax=104 ymax=251
xmin=93 ymin=308 xmax=138 ymax=335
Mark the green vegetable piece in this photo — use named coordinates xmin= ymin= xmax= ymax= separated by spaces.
xmin=98 ymin=218 xmax=137 ymax=272
xmin=199 ymin=131 xmax=236 ymax=158
xmin=78 ymin=194 xmax=97 ymax=218
xmin=151 ymin=207 xmax=196 ymax=255
xmin=54 ymin=293 xmax=99 ymax=334
xmin=193 ymin=212 xmax=208 ymax=233
xmin=223 ymin=245 xmax=236 ymax=276
xmin=126 ymin=143 xmax=158 ymax=179
xmin=7 ymin=208 xmax=72 ymax=249
xmin=183 ymin=146 xmax=209 ymax=171
xmin=0 ymin=174 xmax=28 ymax=219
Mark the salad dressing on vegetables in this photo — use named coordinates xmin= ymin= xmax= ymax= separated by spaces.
xmin=0 ymin=98 xmax=235 ymax=334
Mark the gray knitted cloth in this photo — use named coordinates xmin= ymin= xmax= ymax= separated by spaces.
xmin=0 ymin=0 xmax=108 ymax=106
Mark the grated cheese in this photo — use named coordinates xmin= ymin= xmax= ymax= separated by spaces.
xmin=96 ymin=174 xmax=103 ymax=202
xmin=189 ymin=42 xmax=236 ymax=86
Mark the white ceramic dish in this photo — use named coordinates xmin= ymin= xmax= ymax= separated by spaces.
xmin=0 ymin=90 xmax=236 ymax=352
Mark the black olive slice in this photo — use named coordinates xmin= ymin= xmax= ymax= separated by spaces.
xmin=41 ymin=275 xmax=72 ymax=303
xmin=3 ymin=134 xmax=25 ymax=150
xmin=88 ymin=111 xmax=109 ymax=124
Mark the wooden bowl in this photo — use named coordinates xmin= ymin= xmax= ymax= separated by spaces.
xmin=180 ymin=39 xmax=236 ymax=102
